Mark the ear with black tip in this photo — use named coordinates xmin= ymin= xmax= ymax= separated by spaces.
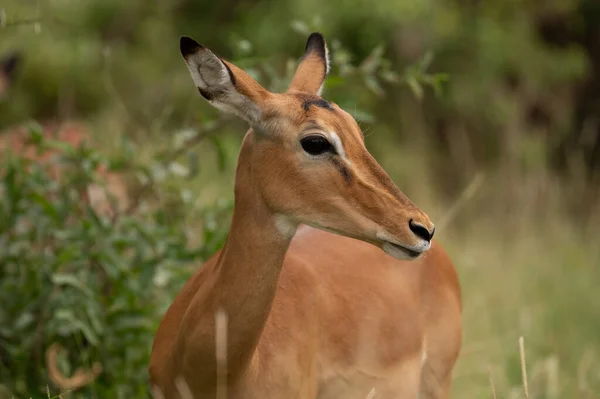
xmin=287 ymin=32 xmax=330 ymax=95
xmin=179 ymin=36 xmax=270 ymax=125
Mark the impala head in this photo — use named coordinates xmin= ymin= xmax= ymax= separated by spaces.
xmin=0 ymin=51 xmax=20 ymax=100
xmin=180 ymin=33 xmax=434 ymax=260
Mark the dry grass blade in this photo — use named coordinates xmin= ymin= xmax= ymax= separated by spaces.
xmin=216 ymin=308 xmax=229 ymax=399
xmin=150 ymin=385 xmax=166 ymax=399
xmin=365 ymin=387 xmax=377 ymax=399
xmin=175 ymin=376 xmax=194 ymax=399
xmin=577 ymin=349 xmax=596 ymax=394
xmin=519 ymin=336 xmax=529 ymax=398
xmin=489 ymin=367 xmax=497 ymax=399
xmin=437 ymin=172 xmax=484 ymax=230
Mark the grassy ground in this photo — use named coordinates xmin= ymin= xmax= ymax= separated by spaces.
xmin=448 ymin=221 xmax=600 ymax=398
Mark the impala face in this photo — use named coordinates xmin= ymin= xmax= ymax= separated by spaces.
xmin=180 ymin=33 xmax=434 ymax=260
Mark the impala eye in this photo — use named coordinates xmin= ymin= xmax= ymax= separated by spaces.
xmin=300 ymin=135 xmax=333 ymax=156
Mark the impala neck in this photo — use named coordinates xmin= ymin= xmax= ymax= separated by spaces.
xmin=212 ymin=132 xmax=296 ymax=373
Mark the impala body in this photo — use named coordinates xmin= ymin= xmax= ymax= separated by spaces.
xmin=149 ymin=33 xmax=462 ymax=399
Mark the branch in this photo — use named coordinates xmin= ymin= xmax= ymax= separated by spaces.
xmin=124 ymin=117 xmax=231 ymax=215
xmin=159 ymin=118 xmax=232 ymax=165
xmin=45 ymin=343 xmax=103 ymax=392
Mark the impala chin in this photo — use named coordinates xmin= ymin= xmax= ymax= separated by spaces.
xmin=382 ymin=241 xmax=428 ymax=260
xmin=377 ymin=231 xmax=430 ymax=261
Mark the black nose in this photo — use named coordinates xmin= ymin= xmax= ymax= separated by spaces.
xmin=409 ymin=219 xmax=434 ymax=242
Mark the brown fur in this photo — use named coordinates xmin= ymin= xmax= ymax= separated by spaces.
xmin=149 ymin=33 xmax=462 ymax=398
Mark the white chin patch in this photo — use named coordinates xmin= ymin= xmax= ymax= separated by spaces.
xmin=382 ymin=242 xmax=420 ymax=261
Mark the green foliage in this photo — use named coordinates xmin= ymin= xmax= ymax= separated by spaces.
xmin=0 ymin=124 xmax=228 ymax=398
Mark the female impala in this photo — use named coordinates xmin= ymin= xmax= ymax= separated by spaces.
xmin=149 ymin=33 xmax=462 ymax=399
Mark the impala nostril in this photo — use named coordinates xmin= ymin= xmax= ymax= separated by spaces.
xmin=409 ymin=219 xmax=434 ymax=242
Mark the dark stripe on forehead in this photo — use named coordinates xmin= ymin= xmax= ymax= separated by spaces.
xmin=331 ymin=157 xmax=352 ymax=184
xmin=302 ymin=98 xmax=334 ymax=112
xmin=297 ymin=93 xmax=333 ymax=112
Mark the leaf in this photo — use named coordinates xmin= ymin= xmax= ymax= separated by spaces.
xmin=29 ymin=191 xmax=59 ymax=221
xmin=380 ymin=70 xmax=401 ymax=84
xmin=13 ymin=312 xmax=35 ymax=331
xmin=172 ymin=128 xmax=197 ymax=150
xmin=365 ymin=76 xmax=384 ymax=97
xmin=168 ymin=162 xmax=189 ymax=177
xmin=85 ymin=302 xmax=104 ymax=335
xmin=187 ymin=151 xmax=200 ymax=178
xmin=290 ymin=20 xmax=310 ymax=35
xmin=44 ymin=138 xmax=75 ymax=155
xmin=26 ymin=122 xmax=45 ymax=145
xmin=360 ymin=45 xmax=384 ymax=75
xmin=209 ymin=136 xmax=228 ymax=171
xmin=429 ymin=73 xmax=450 ymax=98
xmin=78 ymin=320 xmax=100 ymax=346
xmin=150 ymin=162 xmax=167 ymax=182
xmin=419 ymin=51 xmax=435 ymax=71
xmin=113 ymin=315 xmax=153 ymax=332
xmin=120 ymin=134 xmax=137 ymax=158
xmin=406 ymin=75 xmax=424 ymax=101
xmin=98 ymin=247 xmax=123 ymax=278
xmin=51 ymin=274 xmax=95 ymax=298
xmin=236 ymin=39 xmax=252 ymax=55
xmin=181 ymin=189 xmax=193 ymax=204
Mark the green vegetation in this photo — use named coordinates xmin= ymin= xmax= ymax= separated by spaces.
xmin=1 ymin=0 xmax=599 ymax=398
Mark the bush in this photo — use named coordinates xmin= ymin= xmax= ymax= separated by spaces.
xmin=0 ymin=124 xmax=229 ymax=398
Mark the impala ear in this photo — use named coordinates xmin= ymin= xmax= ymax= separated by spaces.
xmin=287 ymin=33 xmax=330 ymax=95
xmin=180 ymin=36 xmax=270 ymax=125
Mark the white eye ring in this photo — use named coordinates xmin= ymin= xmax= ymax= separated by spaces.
xmin=326 ymin=131 xmax=347 ymax=161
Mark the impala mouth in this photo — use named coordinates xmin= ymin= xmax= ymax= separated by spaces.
xmin=381 ymin=240 xmax=427 ymax=260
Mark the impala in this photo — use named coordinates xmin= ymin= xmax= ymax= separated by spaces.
xmin=149 ymin=33 xmax=462 ymax=399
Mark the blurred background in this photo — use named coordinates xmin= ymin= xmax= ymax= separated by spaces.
xmin=1 ymin=0 xmax=599 ymax=398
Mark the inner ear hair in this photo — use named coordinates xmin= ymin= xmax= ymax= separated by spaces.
xmin=179 ymin=36 xmax=270 ymax=125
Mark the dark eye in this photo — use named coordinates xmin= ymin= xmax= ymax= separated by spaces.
xmin=300 ymin=135 xmax=333 ymax=156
